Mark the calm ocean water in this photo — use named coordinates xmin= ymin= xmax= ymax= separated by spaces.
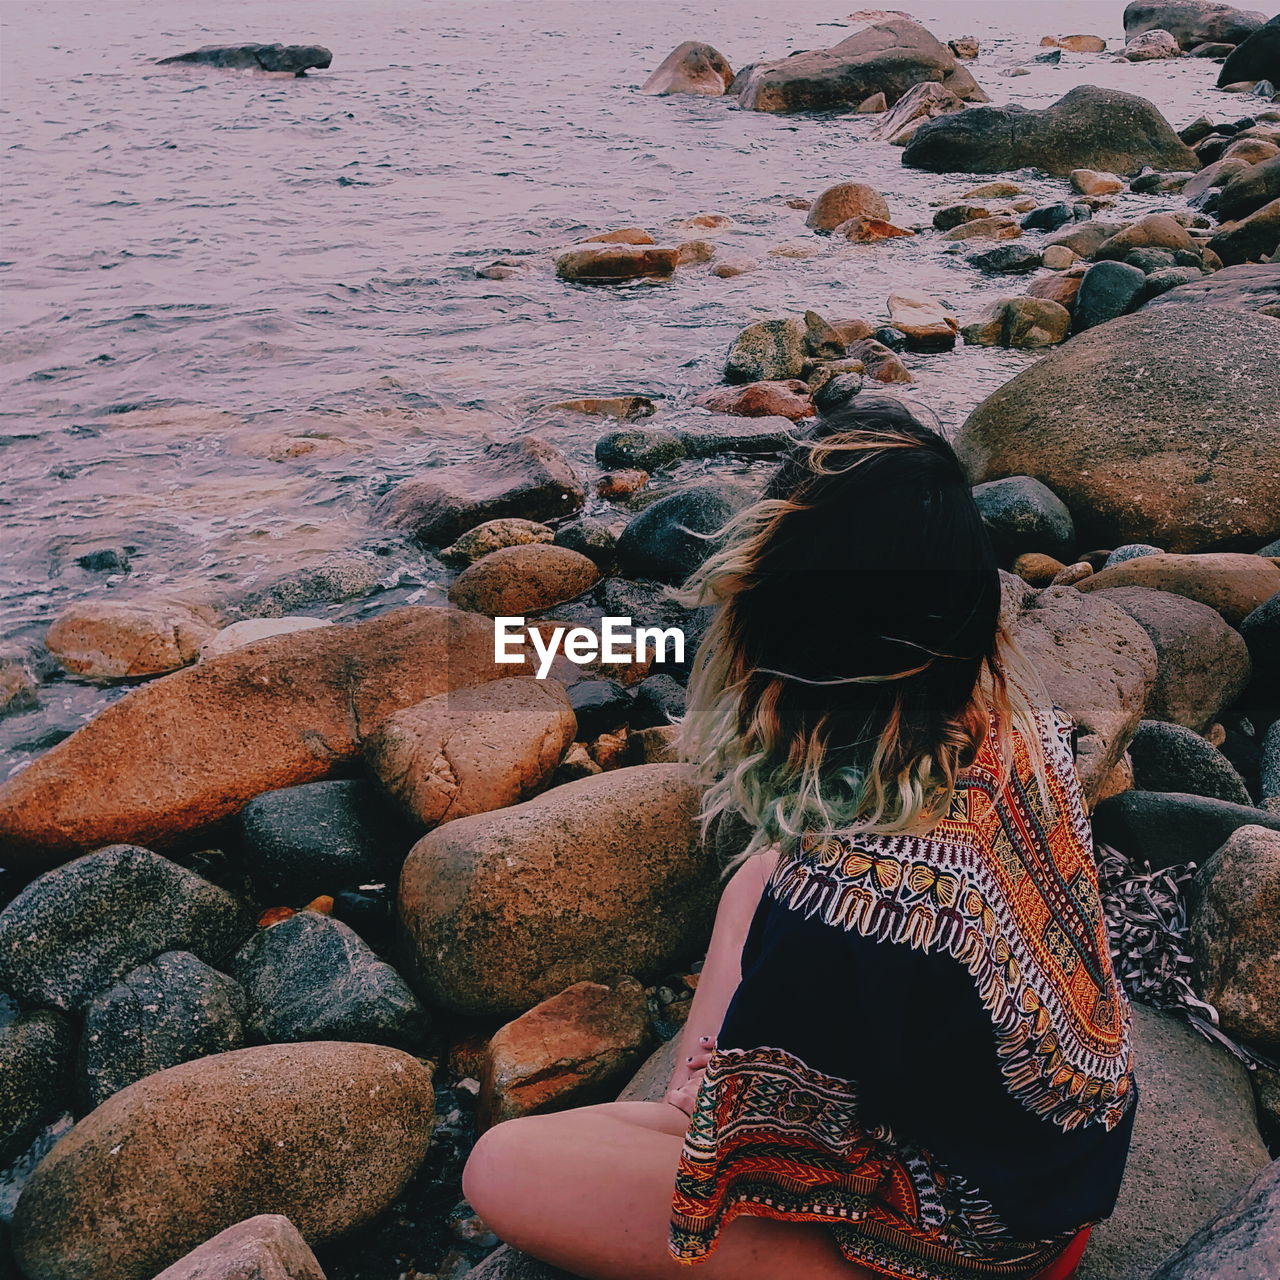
xmin=0 ymin=0 xmax=1235 ymax=767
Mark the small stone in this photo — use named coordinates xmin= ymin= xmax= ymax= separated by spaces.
xmin=944 ymin=215 xmax=1021 ymax=241
xmin=447 ymin=544 xmax=600 ymax=615
xmin=676 ymin=239 xmax=716 ymax=265
xmin=968 ymin=243 xmax=1042 ymax=274
xmin=710 ymin=257 xmax=757 ymax=278
xmin=676 ymin=213 xmax=733 ymax=230
xmin=1020 ymin=201 xmax=1084 ymax=232
xmin=1051 ymin=561 xmax=1095 ymax=586
xmin=1124 ymin=29 xmax=1183 ymax=61
xmin=594 ymin=426 xmax=686 ymax=472
xmin=963 ymin=181 xmax=1022 ymax=198
xmin=805 ymin=182 xmax=890 ymax=231
xmin=949 ymin=38 xmax=979 ymax=59
xmin=844 ymin=338 xmax=912 ymax=384
xmin=46 ymin=599 xmax=216 ymax=681
xmin=631 ymin=674 xmax=687 ymax=730
xmin=439 ymin=518 xmax=555 ymax=566
xmin=579 ymin=228 xmax=654 ymax=245
xmin=696 ymin=380 xmax=814 ymax=421
xmin=1042 ymin=244 xmax=1079 ymax=269
xmin=1035 ymin=49 xmax=1063 ymax=64
xmin=596 ymin=470 xmax=648 ymax=500
xmin=546 ymin=395 xmax=654 ymax=420
xmin=833 ymin=215 xmax=915 ymax=241
xmin=588 ymin=728 xmax=630 ymax=771
xmin=1104 ymin=544 xmax=1163 ymax=567
xmin=1012 ymin=553 xmax=1067 ymax=587
xmin=1072 ymin=261 xmax=1148 ymax=331
xmin=1071 ymin=168 xmax=1125 ymax=195
xmin=933 ymin=202 xmax=991 ymax=231
xmin=1059 ymin=34 xmax=1107 ymax=53
xmin=552 ymin=742 xmax=602 ymax=784
xmin=568 ymin=680 xmax=632 ymax=738
xmin=886 ymin=290 xmax=958 ymax=351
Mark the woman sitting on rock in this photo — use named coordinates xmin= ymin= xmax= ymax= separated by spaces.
xmin=464 ymin=401 xmax=1137 ymax=1280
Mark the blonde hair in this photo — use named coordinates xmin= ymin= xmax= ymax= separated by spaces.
xmin=673 ymin=428 xmax=1051 ymax=863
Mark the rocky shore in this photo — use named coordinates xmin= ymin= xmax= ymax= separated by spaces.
xmin=3 ymin=2 xmax=1280 ymax=1278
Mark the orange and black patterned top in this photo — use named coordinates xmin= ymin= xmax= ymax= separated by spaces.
xmin=670 ymin=702 xmax=1137 ymax=1279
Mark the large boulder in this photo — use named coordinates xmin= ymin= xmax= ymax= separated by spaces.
xmin=640 ymin=42 xmax=733 ymax=96
xmin=734 ymin=16 xmax=986 ymax=113
xmin=1092 ymin=790 xmax=1280 ymax=868
xmin=1078 ymin=552 xmax=1280 ymax=626
xmin=1144 ymin=261 xmax=1280 ymax=314
xmin=1218 ymin=13 xmax=1280 ymax=86
xmin=398 ymin=763 xmax=717 ymax=1017
xmin=0 ymin=1010 xmax=72 ymax=1166
xmin=0 ymin=846 xmax=249 ymax=1013
xmin=615 ymin=484 xmax=742 ymax=585
xmin=10 ymin=1042 xmax=434 ymax=1280
xmin=1128 ymin=720 xmax=1253 ymax=803
xmin=903 ymin=85 xmax=1198 ymax=177
xmin=954 ymin=307 xmax=1280 ymax=554
xmin=156 ymin=44 xmax=333 ymax=73
xmin=1001 ymin=577 xmax=1157 ymax=804
xmin=0 ymin=607 xmax=524 ymax=867
xmin=1075 ymin=1004 xmax=1270 ymax=1280
xmin=1208 ymin=197 xmax=1280 ymax=265
xmin=1217 ymin=154 xmax=1280 ymax=221
xmin=151 ymin=1215 xmax=326 ymax=1280
xmin=378 ymin=438 xmax=584 ymax=547
xmin=365 ymin=678 xmax=574 ymax=829
xmin=1124 ymin=2 xmax=1267 ymax=50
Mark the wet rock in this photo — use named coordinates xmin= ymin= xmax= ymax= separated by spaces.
xmin=10 ymin=1042 xmax=433 ymax=1280
xmin=1125 ymin=2 xmax=1267 ymax=51
xmin=676 ymin=416 xmax=795 ymax=458
xmin=1079 ymin=552 xmax=1280 ymax=625
xmin=886 ymin=290 xmax=958 ymax=350
xmin=869 ymin=81 xmax=964 ymax=145
xmin=45 ymin=598 xmax=217 ymax=681
xmin=641 ymin=41 xmax=733 ymax=96
xmin=1074 ymin=1003 xmax=1270 ymax=1280
xmin=0 ymin=847 xmax=249 ymax=1013
xmin=217 ymin=551 xmax=386 ymax=622
xmin=1124 ymin=29 xmax=1184 ymax=59
xmin=1020 ymin=201 xmax=1083 ymax=232
xmin=845 ymin=338 xmax=912 ymax=383
xmin=0 ymin=644 xmax=39 ymax=717
xmin=810 ymin=368 xmax=868 ymax=410
xmin=973 ymin=476 xmax=1076 ymax=562
xmin=440 ymin=518 xmax=555 ymax=567
xmin=595 ymin=470 xmax=647 ymax=502
xmin=710 ymin=257 xmax=757 ymax=277
xmin=399 ymin=763 xmax=715 ymax=1017
xmin=238 ymin=778 xmax=408 ymax=901
xmin=1145 ymin=260 xmax=1280 ymax=311
xmin=151 ymin=1214 xmax=327 ymax=1280
xmin=546 ymin=394 xmax=654 ymax=418
xmin=594 ymin=425 xmax=686 ymax=471
xmin=1147 ymin=1159 xmax=1280 ymax=1280
xmin=81 ymin=951 xmax=246 ymax=1108
xmin=1 ymin=1011 xmax=72 ymax=1166
xmin=380 ymin=437 xmax=584 ymax=546
xmin=932 ymin=201 xmax=991 ymax=230
xmin=967 ymin=243 xmax=1042 ymax=274
xmin=943 ymin=214 xmax=1021 ymax=241
xmin=904 ymin=85 xmax=1197 ymax=176
xmin=554 ymin=245 xmax=679 ymax=282
xmin=615 ymin=485 xmax=741 ymax=585
xmin=676 ymin=239 xmax=716 ymax=265
xmin=1128 ymin=720 xmax=1253 ymax=803
xmin=448 ymin=544 xmax=599 ymax=616
xmin=1092 ymin=587 xmax=1251 ymax=730
xmin=576 ymin=230 xmax=654 ymax=246
xmin=724 ymin=316 xmax=809 ymax=382
xmin=479 ymin=978 xmax=651 ymax=1127
xmin=365 ymin=678 xmax=575 ymax=829
xmin=696 ymin=380 xmax=814 ymax=420
xmin=734 ymin=16 xmax=987 ymax=114
xmin=805 ymin=182 xmax=890 ymax=230
xmin=1093 ymin=790 xmax=1280 ymax=867
xmin=1208 ymin=196 xmax=1280 ymax=264
xmin=232 ymin=910 xmax=425 ymax=1049
xmin=156 ymin=44 xmax=333 ymax=73
xmin=1096 ymin=213 xmax=1197 ymax=260
xmin=956 ymin=307 xmax=1280 ymax=554
xmin=1219 ymin=13 xmax=1280 ymax=86
xmin=199 ymin=617 xmax=330 ymax=661
xmin=1072 ymin=260 xmax=1148 ymax=330
xmin=834 ymin=215 xmax=915 ymax=241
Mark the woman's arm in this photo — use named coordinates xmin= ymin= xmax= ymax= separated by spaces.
xmin=664 ymin=850 xmax=779 ymax=1110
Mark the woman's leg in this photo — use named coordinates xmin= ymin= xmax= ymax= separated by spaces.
xmin=464 ymin=1101 xmax=876 ymax=1280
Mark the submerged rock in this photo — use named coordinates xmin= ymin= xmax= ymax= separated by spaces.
xmin=640 ymin=42 xmax=733 ymax=96
xmin=805 ymin=181 xmax=890 ymax=230
xmin=903 ymin=85 xmax=1198 ymax=176
xmin=156 ymin=44 xmax=333 ymax=74
xmin=555 ymin=245 xmax=679 ymax=282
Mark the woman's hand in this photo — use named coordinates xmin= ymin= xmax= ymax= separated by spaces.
xmin=664 ymin=1036 xmax=716 ymax=1115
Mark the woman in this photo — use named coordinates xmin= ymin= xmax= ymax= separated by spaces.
xmin=464 ymin=400 xmax=1137 ymax=1280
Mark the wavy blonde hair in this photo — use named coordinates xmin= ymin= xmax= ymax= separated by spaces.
xmin=675 ymin=425 xmax=1050 ymax=863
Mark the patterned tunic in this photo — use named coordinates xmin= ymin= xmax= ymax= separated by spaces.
xmin=669 ymin=703 xmax=1137 ymax=1278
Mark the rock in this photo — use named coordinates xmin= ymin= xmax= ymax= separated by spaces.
xmin=1074 ymin=1003 xmax=1270 ymax=1280
xmin=724 ymin=316 xmax=810 ymax=382
xmin=1093 ymin=790 xmax=1280 ymax=866
xmin=81 ymin=951 xmax=246 ymax=1108
xmin=1209 ymin=196 xmax=1280 ymax=264
xmin=1263 ymin=720 xmax=1280 ymax=809
xmin=1145 ymin=260 xmax=1280 ymax=311
xmin=1002 ymin=578 xmax=1157 ymax=802
xmin=1128 ymin=720 xmax=1253 ymax=803
xmin=0 ymin=608 xmax=525 ymax=867
xmin=1124 ymin=29 xmax=1185 ymax=60
xmin=380 ymin=438 xmax=584 ymax=547
xmin=231 ymin=911 xmax=426 ymax=1049
xmin=199 ymin=617 xmax=330 ymax=661
xmin=630 ymin=674 xmax=686 ymax=730
xmin=1044 ymin=219 xmax=1127 ymax=258
xmin=615 ymin=485 xmax=741 ymax=585
xmin=734 ymin=16 xmax=987 ymax=114
xmin=237 ymin=779 xmax=408 ymax=901
xmin=1143 ymin=266 xmax=1206 ymax=298
xmin=156 ymin=44 xmax=333 ymax=73
xmin=1190 ymin=825 xmax=1280 ymax=1050
xmin=1096 ymin=212 xmax=1197 ymax=259
xmin=640 ymin=41 xmax=733 ymax=96
xmin=1217 ymin=154 xmax=1280 ymax=220
xmin=1025 ymin=268 xmax=1086 ymax=311
xmin=967 ymin=244 xmax=1042 ymax=274
xmin=834 ymin=215 xmax=915 ymax=241
xmin=365 ymin=679 xmax=575 ymax=829
xmin=448 ymin=544 xmax=599 ymax=616
xmin=0 ymin=847 xmax=249 ymax=1013
xmin=440 ymin=518 xmax=555 ymax=567
xmin=1106 ymin=544 xmax=1165 ymax=567
xmin=150 ymin=1215 xmax=326 ymax=1280
xmin=886 ymin=290 xmax=957 ymax=350
xmin=676 ymin=239 xmax=715 ymax=265
xmin=903 ymin=85 xmax=1198 ymax=176
xmin=478 ymin=978 xmax=651 ymax=1127
xmin=808 ymin=365 xmax=867 ymax=408
xmin=45 ymin=598 xmax=217 ymax=681
xmin=949 ymin=37 xmax=979 ymax=59
xmin=0 ymin=1010 xmax=72 ymax=1166
xmin=576 ymin=230 xmax=654 ymax=246
xmin=398 ymin=763 xmax=715 ymax=1017
xmin=710 ymin=257 xmax=756 ymax=277
xmin=554 ymin=245 xmax=678 ymax=283
xmin=216 ymin=552 xmax=385 ymax=623
xmin=1222 ymin=136 xmax=1280 ymax=164
xmin=932 ymin=201 xmax=991 ymax=230
xmin=1148 ymin=1159 xmax=1280 ymax=1280
xmin=675 ymin=417 xmax=795 ymax=458
xmin=1092 ymin=587 xmax=1251 ymax=730
xmin=1079 ymin=552 xmax=1280 ymax=624
xmin=1072 ymin=260 xmax=1149 ymax=330
xmin=1240 ymin=590 xmax=1280 ymax=674
xmin=1219 ymin=13 xmax=1280 ymax=86
xmin=943 ymin=214 xmax=1021 ymax=241
xmin=973 ymin=476 xmax=1076 ymax=561
xmin=1035 ymin=48 xmax=1064 ymax=64
xmin=696 ymin=380 xmax=814 ymax=420
xmin=548 ymin=394 xmax=655 ymax=419
xmin=805 ymin=182 xmax=890 ymax=230
xmin=869 ymin=81 xmax=964 ymax=144
xmin=10 ymin=1042 xmax=433 ymax=1280
xmin=964 ymin=180 xmax=1023 ymax=198
xmin=1020 ymin=201 xmax=1084 ymax=232
xmin=0 ymin=644 xmax=39 ymax=717
xmin=1060 ymin=35 xmax=1109 ymax=53
xmin=845 ymin=337 xmax=912 ymax=383
xmin=1124 ymin=2 xmax=1267 ymax=51
xmin=594 ymin=426 xmax=686 ymax=472
xmin=856 ymin=91 xmax=887 ymax=111
xmin=956 ymin=307 xmax=1280 ymax=554
xmin=1124 ymin=247 xmax=1178 ymax=273
xmin=566 ymin=680 xmax=631 ymax=738
xmin=1130 ymin=168 xmax=1196 ymax=193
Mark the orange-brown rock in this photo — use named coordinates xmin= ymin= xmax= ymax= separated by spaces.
xmin=364 ymin=678 xmax=576 ymax=828
xmin=805 ymin=182 xmax=890 ymax=232
xmin=587 ymin=728 xmax=630 ymax=771
xmin=439 ymin=517 xmax=555 ymax=567
xmin=677 ymin=213 xmax=733 ymax=230
xmin=478 ymin=978 xmax=651 ymax=1128
xmin=834 ymin=216 xmax=915 ymax=242
xmin=829 ymin=317 xmax=878 ymax=344
xmin=845 ymin=338 xmax=913 ymax=383
xmin=696 ymin=380 xmax=814 ymax=421
xmin=1013 ymin=553 xmax=1067 ymax=586
xmin=0 ymin=608 xmax=523 ymax=867
xmin=944 ymin=215 xmax=1022 ymax=242
xmin=1026 ymin=269 xmax=1086 ymax=310
xmin=596 ymin=469 xmax=649 ymax=500
xmin=640 ymin=42 xmax=734 ymax=96
xmin=1078 ymin=553 xmax=1280 ymax=625
xmin=447 ymin=544 xmax=600 ymax=615
xmin=546 ymin=395 xmax=654 ymax=419
xmin=579 ymin=228 xmax=654 ymax=245
xmin=46 ymin=599 xmax=217 ymax=681
xmin=555 ymin=245 xmax=679 ymax=283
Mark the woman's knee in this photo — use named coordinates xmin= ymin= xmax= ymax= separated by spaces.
xmin=462 ymin=1115 xmax=539 ymax=1230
